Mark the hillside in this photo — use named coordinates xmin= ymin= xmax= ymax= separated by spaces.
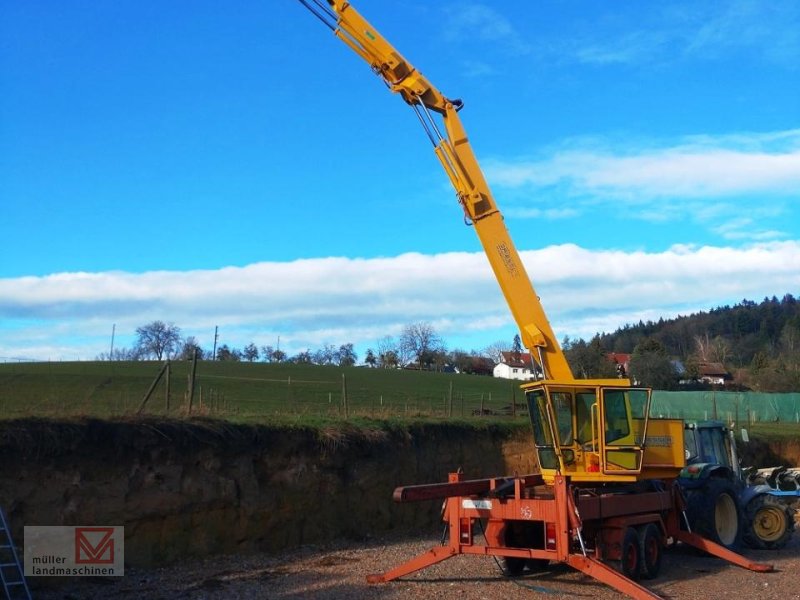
xmin=0 ymin=360 xmax=525 ymax=422
xmin=593 ymin=294 xmax=800 ymax=391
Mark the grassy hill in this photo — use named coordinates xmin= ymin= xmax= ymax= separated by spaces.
xmin=0 ymin=360 xmax=527 ymax=424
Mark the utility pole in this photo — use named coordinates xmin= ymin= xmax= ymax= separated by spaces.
xmin=109 ymin=324 xmax=116 ymax=360
xmin=212 ymin=326 xmax=219 ymax=361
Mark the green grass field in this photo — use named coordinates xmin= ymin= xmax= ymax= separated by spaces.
xmin=2 ymin=361 xmax=799 ymax=443
xmin=0 ymin=360 xmax=527 ymax=423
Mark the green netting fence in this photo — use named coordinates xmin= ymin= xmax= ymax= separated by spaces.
xmin=651 ymin=391 xmax=800 ymax=424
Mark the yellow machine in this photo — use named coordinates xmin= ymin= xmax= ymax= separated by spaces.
xmin=298 ymin=0 xmax=684 ymax=484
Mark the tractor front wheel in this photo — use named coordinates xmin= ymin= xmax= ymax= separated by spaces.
xmin=743 ymin=494 xmax=795 ymax=550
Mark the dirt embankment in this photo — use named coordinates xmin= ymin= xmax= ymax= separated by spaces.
xmin=738 ymin=436 xmax=800 ymax=469
xmin=1 ymin=418 xmax=796 ymax=569
xmin=0 ymin=419 xmax=536 ymax=567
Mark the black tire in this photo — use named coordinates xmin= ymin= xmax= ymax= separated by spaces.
xmin=743 ymin=494 xmax=795 ymax=550
xmin=620 ymin=527 xmax=641 ymax=581
xmin=685 ymin=478 xmax=742 ymax=549
xmin=637 ymin=523 xmax=662 ymax=580
xmin=504 ymin=556 xmax=526 ymax=577
xmin=503 ymin=521 xmax=548 ymax=577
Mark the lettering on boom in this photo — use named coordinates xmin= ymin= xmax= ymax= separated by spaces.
xmin=636 ymin=436 xmax=673 ymax=447
xmin=495 ymin=243 xmax=519 ymax=278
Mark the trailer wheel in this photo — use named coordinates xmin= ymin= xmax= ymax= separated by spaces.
xmin=503 ymin=521 xmax=548 ymax=577
xmin=620 ymin=527 xmax=641 ymax=581
xmin=743 ymin=494 xmax=795 ymax=550
xmin=503 ymin=556 xmax=526 ymax=577
xmin=637 ymin=523 xmax=662 ymax=580
xmin=685 ymin=478 xmax=741 ymax=548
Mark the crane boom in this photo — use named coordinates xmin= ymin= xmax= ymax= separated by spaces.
xmin=300 ymin=0 xmax=573 ymax=381
xmin=296 ymin=0 xmax=686 ymax=487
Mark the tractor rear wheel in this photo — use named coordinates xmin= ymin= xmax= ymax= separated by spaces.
xmin=685 ymin=478 xmax=741 ymax=549
xmin=743 ymin=494 xmax=795 ymax=550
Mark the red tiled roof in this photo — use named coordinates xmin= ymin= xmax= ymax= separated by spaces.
xmin=607 ymin=352 xmax=631 ymax=365
xmin=499 ymin=351 xmax=532 ymax=368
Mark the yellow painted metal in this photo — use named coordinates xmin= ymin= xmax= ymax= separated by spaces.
xmin=523 ymin=381 xmax=685 ymax=484
xmin=310 ymin=0 xmax=688 ymax=486
xmin=326 ymin=0 xmax=572 ymax=381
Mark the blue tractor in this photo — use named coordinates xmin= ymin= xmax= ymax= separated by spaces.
xmin=678 ymin=421 xmax=798 ymax=550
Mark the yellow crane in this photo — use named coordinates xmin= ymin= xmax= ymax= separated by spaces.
xmin=296 ymin=2 xmax=773 ymax=598
xmin=298 ymin=0 xmax=682 ymax=485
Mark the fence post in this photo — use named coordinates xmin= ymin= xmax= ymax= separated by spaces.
xmin=511 ymin=382 xmax=516 ymax=417
xmin=165 ymin=361 xmax=171 ymax=412
xmin=712 ymin=390 xmax=718 ymax=420
xmin=138 ymin=360 xmax=170 ymax=415
xmin=187 ymin=349 xmax=198 ymax=413
xmin=480 ymin=393 xmax=484 ymax=416
xmin=342 ymin=373 xmax=348 ymax=418
xmin=448 ymin=381 xmax=453 ymax=418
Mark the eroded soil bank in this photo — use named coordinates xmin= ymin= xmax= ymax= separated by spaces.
xmin=0 ymin=418 xmax=796 ymax=568
xmin=0 ymin=418 xmax=536 ymax=566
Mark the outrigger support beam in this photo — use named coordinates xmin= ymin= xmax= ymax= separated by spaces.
xmin=674 ymin=531 xmax=773 ymax=572
xmin=366 ymin=472 xmax=773 ymax=600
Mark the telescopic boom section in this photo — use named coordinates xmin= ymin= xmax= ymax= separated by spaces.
xmin=301 ymin=0 xmax=574 ymax=381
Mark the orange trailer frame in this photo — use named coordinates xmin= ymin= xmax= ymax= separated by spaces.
xmin=368 ymin=472 xmax=772 ymax=600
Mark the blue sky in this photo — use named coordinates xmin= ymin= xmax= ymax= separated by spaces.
xmin=2 ymin=0 xmax=799 ymax=361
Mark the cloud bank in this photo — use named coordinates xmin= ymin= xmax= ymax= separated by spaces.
xmin=1 ymin=242 xmax=797 ymax=361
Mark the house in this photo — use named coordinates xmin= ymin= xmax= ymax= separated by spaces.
xmin=607 ymin=352 xmax=631 ymax=378
xmin=493 ymin=351 xmax=536 ymax=381
xmin=697 ymin=362 xmax=731 ymax=385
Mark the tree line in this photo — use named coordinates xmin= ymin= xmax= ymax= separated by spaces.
xmin=96 ymin=320 xmax=499 ymax=374
xmin=96 ymin=293 xmax=800 ymax=391
xmin=563 ymin=294 xmax=800 ymax=392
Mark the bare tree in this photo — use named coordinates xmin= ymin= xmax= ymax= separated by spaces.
xmin=694 ymin=332 xmax=731 ymax=365
xmin=337 ymin=343 xmax=357 ymax=367
xmin=481 ymin=339 xmax=511 ymax=363
xmin=376 ymin=336 xmax=400 ymax=368
xmin=243 ymin=343 xmax=259 ymax=362
xmin=178 ymin=336 xmax=204 ymax=360
xmin=313 ymin=344 xmax=338 ymax=365
xmin=261 ymin=345 xmax=274 ymax=362
xmin=400 ymin=322 xmax=443 ymax=368
xmin=135 ymin=321 xmax=181 ymax=360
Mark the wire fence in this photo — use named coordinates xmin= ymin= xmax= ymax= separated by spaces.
xmin=1 ymin=359 xmax=798 ymax=424
xmin=651 ymin=391 xmax=800 ymax=424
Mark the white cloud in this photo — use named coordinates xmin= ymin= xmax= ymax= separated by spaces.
xmin=443 ymin=3 xmax=531 ymax=56
xmin=484 ymin=129 xmax=800 ymax=239
xmin=485 ymin=130 xmax=800 ymax=200
xmin=555 ymin=1 xmax=800 ymax=67
xmin=1 ymin=242 xmax=798 ymax=361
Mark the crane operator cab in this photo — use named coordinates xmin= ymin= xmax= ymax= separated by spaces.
xmin=524 ymin=380 xmax=686 ymax=484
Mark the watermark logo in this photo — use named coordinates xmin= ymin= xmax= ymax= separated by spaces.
xmin=24 ymin=526 xmax=124 ymax=576
xmin=75 ymin=527 xmax=115 ymax=564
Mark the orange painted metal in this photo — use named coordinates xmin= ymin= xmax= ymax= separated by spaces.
xmin=673 ymin=531 xmax=773 ymax=572
xmin=368 ymin=473 xmax=774 ymax=599
xmin=566 ymin=554 xmax=663 ymax=600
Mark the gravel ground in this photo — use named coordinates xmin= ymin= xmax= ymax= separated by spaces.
xmin=34 ymin=524 xmax=800 ymax=600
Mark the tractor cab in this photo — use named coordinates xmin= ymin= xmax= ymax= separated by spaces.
xmin=524 ymin=380 xmax=685 ymax=484
xmin=684 ymin=421 xmax=735 ymax=470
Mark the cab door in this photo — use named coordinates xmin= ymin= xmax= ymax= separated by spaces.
xmin=599 ymin=387 xmax=651 ymax=475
